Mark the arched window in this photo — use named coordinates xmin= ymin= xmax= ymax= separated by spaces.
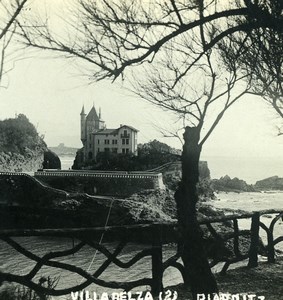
xmin=88 ymin=151 xmax=93 ymax=159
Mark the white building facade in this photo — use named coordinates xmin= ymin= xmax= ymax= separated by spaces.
xmin=80 ymin=105 xmax=138 ymax=162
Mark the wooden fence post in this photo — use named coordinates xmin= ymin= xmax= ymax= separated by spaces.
xmin=151 ymin=225 xmax=163 ymax=296
xmin=233 ymin=219 xmax=241 ymax=257
xmin=267 ymin=231 xmax=275 ymax=263
xmin=267 ymin=215 xmax=277 ymax=263
xmin=248 ymin=212 xmax=260 ymax=268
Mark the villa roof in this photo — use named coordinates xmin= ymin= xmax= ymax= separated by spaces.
xmin=94 ymin=129 xmax=117 ymax=135
xmin=86 ymin=106 xmax=99 ymax=121
xmin=93 ymin=125 xmax=138 ymax=135
xmin=80 ymin=105 xmax=85 ymax=115
xmin=118 ymin=125 xmax=139 ymax=132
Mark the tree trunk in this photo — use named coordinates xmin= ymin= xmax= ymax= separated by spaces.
xmin=175 ymin=126 xmax=218 ymax=299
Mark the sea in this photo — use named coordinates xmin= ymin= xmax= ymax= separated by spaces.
xmin=60 ymin=154 xmax=283 ymax=184
xmin=1 ymin=155 xmax=282 ymax=298
xmin=204 ymin=156 xmax=283 ymax=184
xmin=60 ymin=155 xmax=76 ymax=171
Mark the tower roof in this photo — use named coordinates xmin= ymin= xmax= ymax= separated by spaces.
xmin=80 ymin=105 xmax=86 ymax=115
xmin=86 ymin=105 xmax=99 ymax=121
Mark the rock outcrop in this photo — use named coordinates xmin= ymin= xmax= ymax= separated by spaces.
xmin=212 ymin=175 xmax=255 ymax=192
xmin=43 ymin=150 xmax=61 ymax=169
xmin=0 ymin=114 xmax=50 ymax=172
xmin=0 ymin=150 xmax=45 ymax=172
xmin=255 ymin=176 xmax=283 ymax=190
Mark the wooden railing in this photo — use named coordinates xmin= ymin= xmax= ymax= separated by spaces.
xmin=1 ymin=210 xmax=283 ymax=297
xmin=199 ymin=209 xmax=283 ymax=273
xmin=0 ymin=223 xmax=173 ymax=297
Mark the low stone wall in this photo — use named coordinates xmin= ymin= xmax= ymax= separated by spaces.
xmin=34 ymin=170 xmax=165 ymax=197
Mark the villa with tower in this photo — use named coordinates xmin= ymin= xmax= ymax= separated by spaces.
xmin=77 ymin=105 xmax=138 ymax=165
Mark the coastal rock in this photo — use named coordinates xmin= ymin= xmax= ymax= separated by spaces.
xmin=212 ymin=175 xmax=255 ymax=192
xmin=0 ymin=114 xmax=48 ymax=172
xmin=255 ymin=176 xmax=283 ymax=190
xmin=43 ymin=150 xmax=61 ymax=169
xmin=0 ymin=150 xmax=45 ymax=172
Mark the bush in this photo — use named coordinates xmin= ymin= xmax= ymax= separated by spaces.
xmin=0 ymin=114 xmax=46 ymax=155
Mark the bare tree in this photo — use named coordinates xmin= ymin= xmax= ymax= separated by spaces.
xmin=17 ymin=0 xmax=283 ymax=79
xmin=218 ymin=0 xmax=283 ymax=134
xmin=132 ymin=28 xmax=252 ymax=295
xmin=0 ymin=0 xmax=28 ymax=86
xmin=16 ymin=0 xmax=283 ymax=298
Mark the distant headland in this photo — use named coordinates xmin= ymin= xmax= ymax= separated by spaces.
xmin=212 ymin=175 xmax=283 ymax=192
xmin=49 ymin=143 xmax=78 ymax=156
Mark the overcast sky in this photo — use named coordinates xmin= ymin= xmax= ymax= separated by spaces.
xmin=1 ymin=0 xmax=283 ymax=182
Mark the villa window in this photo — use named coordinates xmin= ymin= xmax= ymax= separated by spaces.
xmin=121 ymin=130 xmax=130 ymax=138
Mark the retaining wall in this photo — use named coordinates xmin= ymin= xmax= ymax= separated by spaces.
xmin=34 ymin=170 xmax=165 ymax=197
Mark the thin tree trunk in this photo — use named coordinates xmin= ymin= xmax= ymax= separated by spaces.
xmin=175 ymin=126 xmax=218 ymax=299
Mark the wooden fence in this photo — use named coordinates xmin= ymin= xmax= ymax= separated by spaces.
xmin=0 ymin=210 xmax=282 ymax=297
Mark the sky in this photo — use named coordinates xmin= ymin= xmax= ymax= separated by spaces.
xmin=0 ymin=0 xmax=283 ymax=182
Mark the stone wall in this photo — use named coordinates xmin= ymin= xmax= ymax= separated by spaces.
xmin=34 ymin=170 xmax=165 ymax=197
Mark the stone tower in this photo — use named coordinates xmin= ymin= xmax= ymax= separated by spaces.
xmin=80 ymin=104 xmax=105 ymax=161
xmin=85 ymin=105 xmax=105 ymax=133
xmin=80 ymin=105 xmax=87 ymax=144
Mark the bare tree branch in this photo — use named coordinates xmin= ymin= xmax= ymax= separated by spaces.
xmin=0 ymin=0 xmax=27 ymax=41
xmin=14 ymin=1 xmax=283 ymax=297
xmin=0 ymin=0 xmax=28 ymax=85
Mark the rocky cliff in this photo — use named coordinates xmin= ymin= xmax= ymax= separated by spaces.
xmin=0 ymin=114 xmax=60 ymax=171
xmin=255 ymin=176 xmax=283 ymax=190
